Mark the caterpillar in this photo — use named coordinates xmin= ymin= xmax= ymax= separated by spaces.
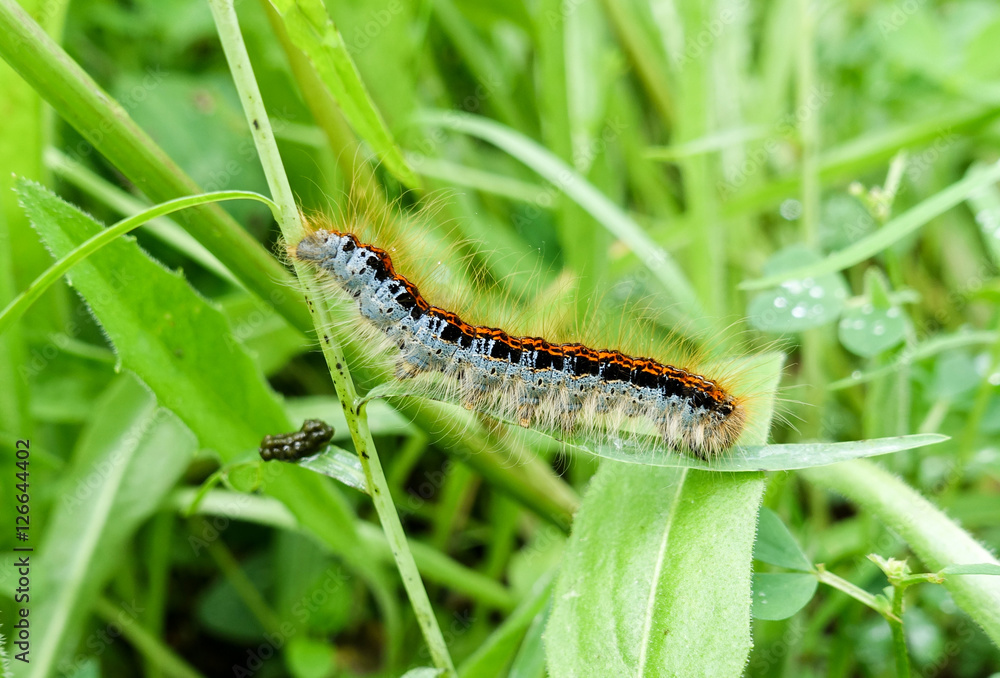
xmin=259 ymin=419 xmax=335 ymax=461
xmin=292 ymin=221 xmax=749 ymax=460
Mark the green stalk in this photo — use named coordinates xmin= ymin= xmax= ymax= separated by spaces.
xmin=889 ymin=585 xmax=911 ymax=678
xmin=802 ymin=460 xmax=1000 ymax=645
xmin=0 ymin=1 xmax=578 ymax=531
xmin=92 ymin=597 xmax=205 ymax=678
xmin=207 ymin=1 xmax=456 ymax=674
xmin=813 ymin=566 xmax=895 ymax=621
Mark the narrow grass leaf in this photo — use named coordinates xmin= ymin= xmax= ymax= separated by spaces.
xmin=416 ymin=110 xmax=706 ymax=328
xmin=741 ymin=161 xmax=1000 ymax=290
xmin=507 ymin=597 xmax=550 ymax=678
xmin=581 ymin=434 xmax=949 ymax=471
xmin=941 ymin=564 xmax=1000 ymax=576
xmin=751 ymin=573 xmax=818 ymax=621
xmin=724 ymin=105 xmax=1000 ymax=215
xmin=459 ymin=576 xmax=554 ymax=678
xmin=268 ymin=0 xmax=418 ymax=187
xmin=829 ymin=330 xmax=998 ymax=390
xmin=28 ymin=375 xmax=196 ymax=678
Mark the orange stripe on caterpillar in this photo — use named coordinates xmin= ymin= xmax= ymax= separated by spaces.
xmin=293 ymin=227 xmax=746 ymax=458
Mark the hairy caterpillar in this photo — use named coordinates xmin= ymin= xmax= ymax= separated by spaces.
xmin=291 ymin=217 xmax=750 ymax=460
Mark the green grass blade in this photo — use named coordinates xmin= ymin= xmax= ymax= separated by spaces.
xmin=0 ymin=0 xmax=311 ymax=332
xmin=459 ymin=576 xmax=554 ymax=678
xmin=828 ymin=330 xmax=998 ymax=390
xmin=17 ymin=179 xmax=290 ymax=457
xmin=0 ymin=190 xmax=277 ymax=337
xmin=802 ymin=460 xmax=1000 ymax=645
xmin=267 ymin=0 xmax=419 ymax=187
xmin=27 ymin=375 xmax=197 ymax=678
xmin=44 ymin=148 xmax=240 ymax=284
xmin=415 ymin=109 xmax=707 ymax=329
xmin=724 ymin=104 xmax=1000 ymax=215
xmin=741 ymin=161 xmax=1000 ymax=290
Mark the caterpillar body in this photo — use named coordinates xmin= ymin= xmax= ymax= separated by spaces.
xmin=294 ymin=226 xmax=748 ymax=459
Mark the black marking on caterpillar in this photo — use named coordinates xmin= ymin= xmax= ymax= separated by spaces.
xmin=294 ymin=229 xmax=747 ymax=458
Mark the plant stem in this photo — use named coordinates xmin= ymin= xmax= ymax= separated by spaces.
xmin=889 ymin=585 xmax=911 ymax=678
xmin=814 ymin=565 xmax=895 ymax=621
xmin=93 ymin=597 xmax=205 ymax=678
xmin=206 ymin=1 xmax=456 ymax=674
xmin=802 ymin=460 xmax=1000 ymax=645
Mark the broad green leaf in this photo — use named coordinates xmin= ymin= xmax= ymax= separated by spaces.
xmin=751 ymin=573 xmax=818 ymax=621
xmin=838 ymin=304 xmax=906 ymax=357
xmin=286 ymin=637 xmax=336 ymax=678
xmin=755 ymin=508 xmax=812 ymax=571
xmin=547 ymin=466 xmax=766 ymax=676
xmin=27 ymin=375 xmax=197 ymax=678
xmin=268 ymin=0 xmax=418 ymax=187
xmin=932 ymin=351 xmax=981 ymax=399
xmin=546 ymin=355 xmax=784 ymax=676
xmin=802 ymin=460 xmax=1000 ymax=645
xmin=17 ymin=179 xmax=289 ymax=459
xmin=747 ymin=245 xmax=850 ymax=333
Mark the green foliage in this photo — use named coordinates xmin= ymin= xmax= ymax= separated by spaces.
xmin=2 ymin=0 xmax=1000 ymax=675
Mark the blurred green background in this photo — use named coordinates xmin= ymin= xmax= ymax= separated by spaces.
xmin=2 ymin=0 xmax=1000 ymax=676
